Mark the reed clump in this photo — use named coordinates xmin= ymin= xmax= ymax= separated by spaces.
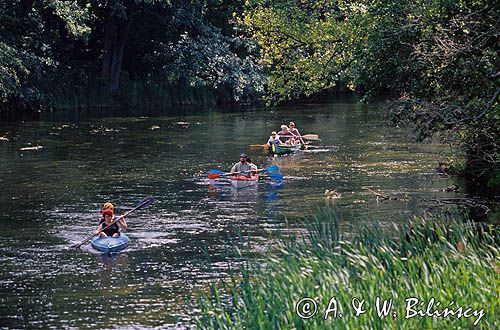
xmin=197 ymin=212 xmax=499 ymax=329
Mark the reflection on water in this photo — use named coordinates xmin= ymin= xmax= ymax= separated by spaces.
xmin=0 ymin=101 xmax=462 ymax=328
xmin=98 ymin=253 xmax=130 ymax=281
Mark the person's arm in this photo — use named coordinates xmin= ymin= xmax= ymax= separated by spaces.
xmin=230 ymin=163 xmax=238 ymax=174
xmin=95 ymin=223 xmax=106 ymax=236
xmin=295 ymin=129 xmax=305 ymax=144
xmin=117 ymin=217 xmax=127 ymax=229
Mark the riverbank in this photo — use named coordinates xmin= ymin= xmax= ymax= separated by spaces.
xmin=197 ymin=211 xmax=499 ymax=329
xmin=0 ymin=80 xmax=238 ymax=121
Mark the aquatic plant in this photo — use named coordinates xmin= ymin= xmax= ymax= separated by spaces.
xmin=197 ymin=211 xmax=499 ymax=329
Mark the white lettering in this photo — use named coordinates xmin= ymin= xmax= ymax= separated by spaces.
xmin=405 ymin=297 xmax=419 ymax=319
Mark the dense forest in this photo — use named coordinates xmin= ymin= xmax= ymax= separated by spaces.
xmin=0 ymin=0 xmax=498 ymax=192
xmin=0 ymin=0 xmax=265 ymax=110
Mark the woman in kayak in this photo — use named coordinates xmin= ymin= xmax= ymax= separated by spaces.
xmin=288 ymin=121 xmax=305 ymax=145
xmin=96 ymin=208 xmax=127 ymax=237
xmin=102 ymin=202 xmax=114 ymax=212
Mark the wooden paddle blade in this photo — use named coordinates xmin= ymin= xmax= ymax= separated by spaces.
xmin=302 ymin=134 xmax=319 ymax=140
xmin=208 ymin=173 xmax=222 ymax=179
xmin=249 ymin=144 xmax=269 ymax=150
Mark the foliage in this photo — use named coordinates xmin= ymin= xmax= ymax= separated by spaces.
xmin=243 ymin=0 xmax=499 ymax=192
xmin=197 ymin=211 xmax=500 ymax=329
xmin=143 ymin=1 xmax=266 ymax=103
xmin=243 ymin=0 xmax=497 ymax=101
xmin=384 ymin=1 xmax=499 ymax=192
xmin=0 ymin=0 xmax=89 ymax=109
xmin=241 ymin=0 xmax=351 ymax=103
xmin=152 ymin=29 xmax=264 ymax=102
xmin=0 ymin=0 xmax=264 ymax=111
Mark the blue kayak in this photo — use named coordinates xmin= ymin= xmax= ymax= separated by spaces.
xmin=91 ymin=234 xmax=130 ymax=253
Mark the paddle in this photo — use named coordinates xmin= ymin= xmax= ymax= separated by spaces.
xmin=262 ymin=173 xmax=284 ymax=181
xmin=269 ymin=134 xmax=319 ymax=140
xmin=207 ymin=165 xmax=280 ymax=179
xmin=209 ymin=172 xmax=283 ymax=181
xmin=294 ymin=134 xmax=319 ymax=140
xmin=249 ymin=144 xmax=270 ymax=150
xmin=208 ymin=173 xmax=283 ymax=182
xmin=70 ymin=196 xmax=155 ymax=249
xmin=208 ymin=169 xmax=225 ymax=174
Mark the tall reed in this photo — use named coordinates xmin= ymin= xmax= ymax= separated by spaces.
xmin=197 ymin=211 xmax=499 ymax=329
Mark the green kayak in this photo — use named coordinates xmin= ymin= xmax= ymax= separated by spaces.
xmin=270 ymin=144 xmax=303 ymax=155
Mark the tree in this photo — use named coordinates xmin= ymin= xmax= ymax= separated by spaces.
xmin=243 ymin=0 xmax=499 ymax=192
xmin=0 ymin=0 xmax=91 ymax=109
xmin=0 ymin=0 xmax=264 ymax=111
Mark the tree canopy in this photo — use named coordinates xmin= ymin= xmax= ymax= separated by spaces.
xmin=0 ymin=0 xmax=265 ymax=110
xmin=243 ymin=0 xmax=499 ymax=192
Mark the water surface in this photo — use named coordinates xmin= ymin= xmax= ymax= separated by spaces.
xmin=0 ymin=101 xmax=461 ymax=328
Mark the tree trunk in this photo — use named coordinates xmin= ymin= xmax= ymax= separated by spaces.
xmin=101 ymin=0 xmax=116 ymax=81
xmin=109 ymin=20 xmax=131 ymax=94
xmin=101 ymin=0 xmax=134 ymax=95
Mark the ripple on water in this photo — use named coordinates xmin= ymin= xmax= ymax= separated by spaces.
xmin=0 ymin=103 xmax=463 ymax=328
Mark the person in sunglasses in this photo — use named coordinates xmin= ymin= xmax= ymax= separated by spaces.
xmin=288 ymin=121 xmax=305 ymax=145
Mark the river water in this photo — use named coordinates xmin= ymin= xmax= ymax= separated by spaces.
xmin=0 ymin=101 xmax=461 ymax=328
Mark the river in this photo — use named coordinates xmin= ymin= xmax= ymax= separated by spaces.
xmin=0 ymin=100 xmax=462 ymax=328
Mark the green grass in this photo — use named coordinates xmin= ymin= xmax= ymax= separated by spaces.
xmin=196 ymin=211 xmax=500 ymax=329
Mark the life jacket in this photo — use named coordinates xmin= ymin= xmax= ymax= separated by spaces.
xmin=99 ymin=218 xmax=119 ymax=236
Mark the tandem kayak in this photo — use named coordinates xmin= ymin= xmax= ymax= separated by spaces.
xmin=230 ymin=174 xmax=259 ymax=189
xmin=270 ymin=144 xmax=303 ymax=155
xmin=91 ymin=234 xmax=130 ymax=253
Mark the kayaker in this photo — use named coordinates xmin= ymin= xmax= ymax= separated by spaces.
xmin=231 ymin=153 xmax=253 ymax=177
xmin=101 ymin=201 xmax=126 ymax=227
xmin=267 ymin=131 xmax=280 ymax=147
xmin=96 ymin=208 xmax=127 ymax=238
xmin=286 ymin=136 xmax=300 ymax=146
xmin=102 ymin=202 xmax=114 ymax=212
xmin=288 ymin=122 xmax=305 ymax=145
xmin=277 ymin=125 xmax=291 ymax=145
